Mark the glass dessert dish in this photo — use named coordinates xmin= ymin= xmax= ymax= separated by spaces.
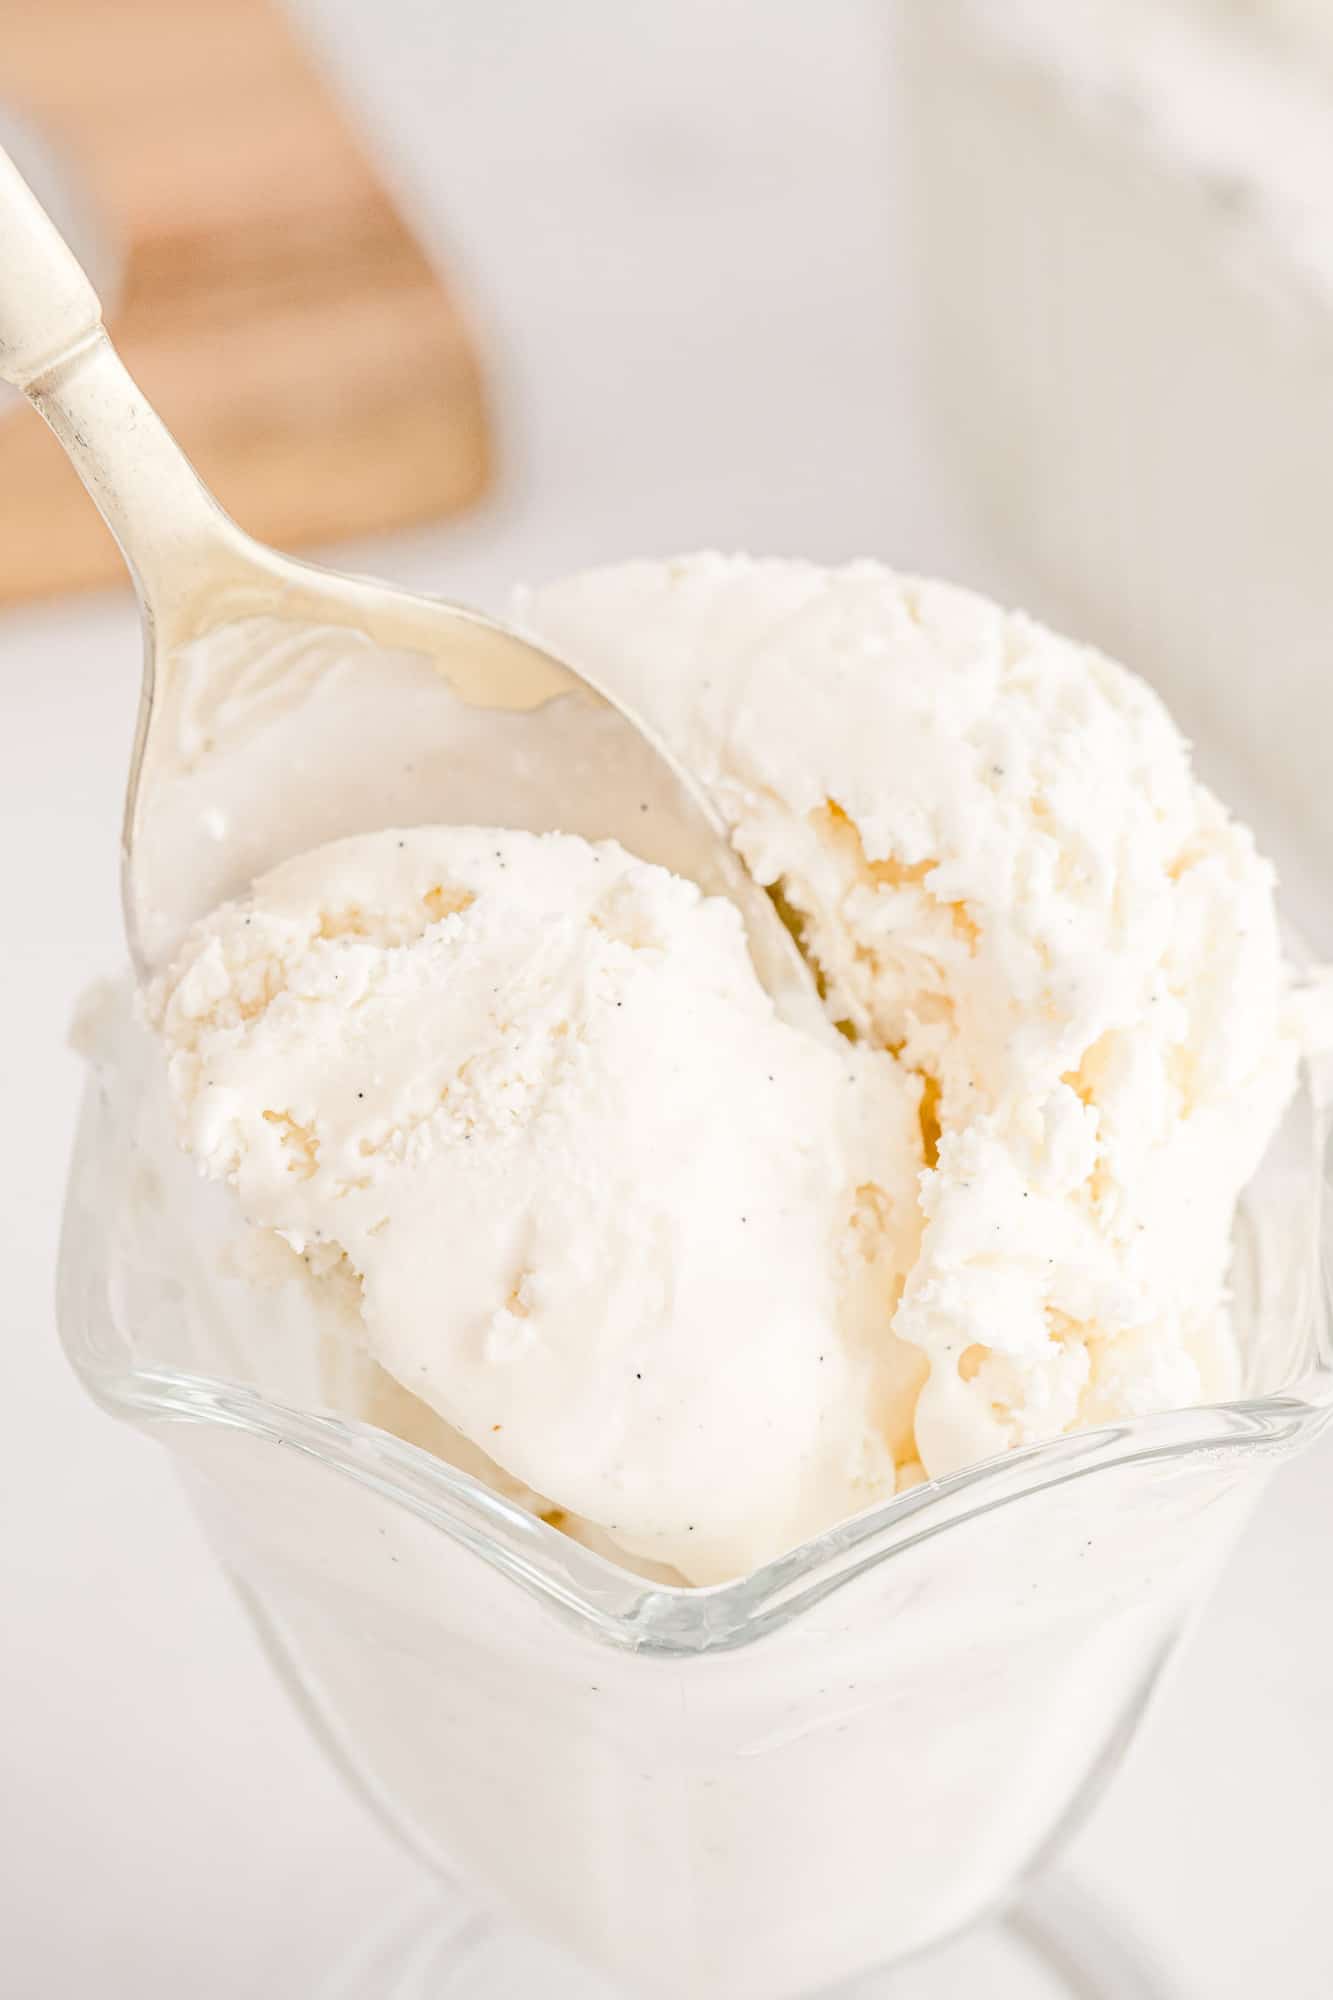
xmin=58 ymin=1021 xmax=1333 ymax=1999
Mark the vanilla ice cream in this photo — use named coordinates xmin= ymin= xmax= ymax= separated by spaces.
xmin=139 ymin=555 xmax=1302 ymax=1583
xmin=147 ymin=823 xmax=924 ymax=1583
xmin=518 ymin=558 xmax=1296 ymax=1470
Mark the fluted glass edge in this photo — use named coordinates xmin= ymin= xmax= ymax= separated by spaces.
xmin=56 ymin=978 xmax=1333 ymax=1656
xmin=79 ymin=1365 xmax=1333 ymax=1649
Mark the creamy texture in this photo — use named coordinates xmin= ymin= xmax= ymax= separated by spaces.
xmin=142 ymin=554 xmax=1300 ymax=1581
xmin=516 ymin=557 xmax=1295 ymax=1473
xmin=148 ymin=825 xmax=923 ymax=1583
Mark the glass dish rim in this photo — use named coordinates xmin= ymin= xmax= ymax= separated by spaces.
xmin=66 ymin=1360 xmax=1333 ymax=1657
xmin=59 ymin=1038 xmax=1333 ymax=1659
xmin=64 ymin=1355 xmax=1333 ymax=1667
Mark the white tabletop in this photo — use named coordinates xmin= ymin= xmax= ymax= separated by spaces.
xmin=3 ymin=4 xmax=1331 ymax=1994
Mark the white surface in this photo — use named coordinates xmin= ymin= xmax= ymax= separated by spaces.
xmin=1 ymin=3 xmax=1330 ymax=1995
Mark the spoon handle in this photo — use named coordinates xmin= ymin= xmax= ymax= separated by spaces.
xmin=0 ymin=141 xmax=103 ymax=389
xmin=0 ymin=145 xmax=241 ymax=614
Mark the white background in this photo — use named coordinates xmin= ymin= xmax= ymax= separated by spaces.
xmin=3 ymin=5 xmax=1331 ymax=1994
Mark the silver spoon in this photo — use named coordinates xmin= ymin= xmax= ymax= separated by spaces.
xmin=0 ymin=146 xmax=819 ymax=1027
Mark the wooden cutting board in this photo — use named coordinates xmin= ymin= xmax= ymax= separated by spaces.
xmin=0 ymin=0 xmax=491 ymax=603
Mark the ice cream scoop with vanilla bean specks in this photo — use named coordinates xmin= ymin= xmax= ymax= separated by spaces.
xmin=136 ymin=555 xmax=1306 ymax=1584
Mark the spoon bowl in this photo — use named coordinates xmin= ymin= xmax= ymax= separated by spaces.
xmin=0 ymin=145 xmax=816 ymax=1019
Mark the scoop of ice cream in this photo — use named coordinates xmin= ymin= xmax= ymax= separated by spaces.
xmin=148 ymin=825 xmax=925 ymax=1582
xmin=143 ymin=553 xmax=1302 ymax=1580
xmin=516 ymin=555 xmax=1299 ymax=1472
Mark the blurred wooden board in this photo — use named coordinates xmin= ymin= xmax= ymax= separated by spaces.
xmin=0 ymin=0 xmax=491 ymax=602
